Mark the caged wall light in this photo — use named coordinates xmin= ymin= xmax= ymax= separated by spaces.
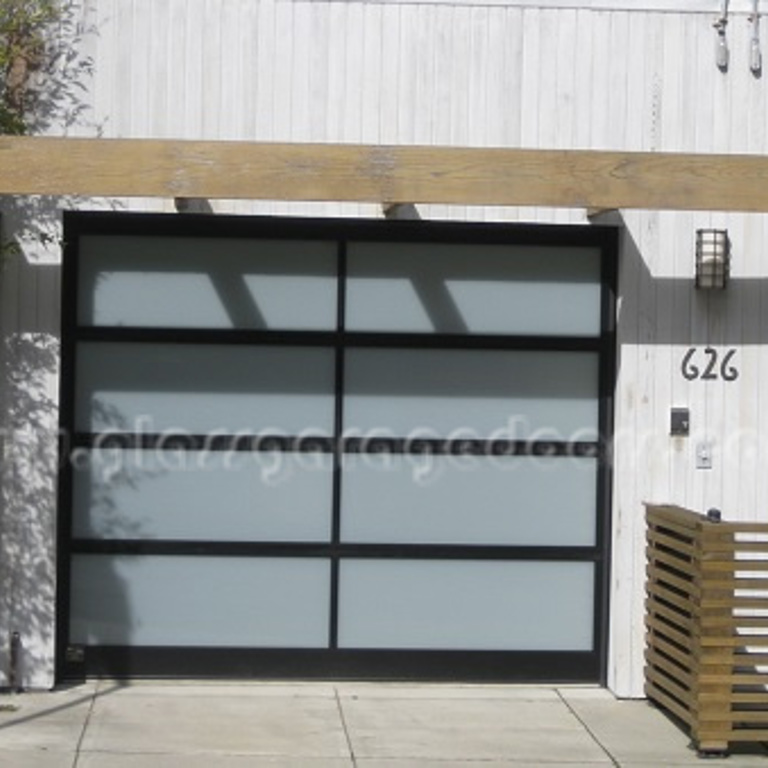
xmin=695 ymin=228 xmax=730 ymax=289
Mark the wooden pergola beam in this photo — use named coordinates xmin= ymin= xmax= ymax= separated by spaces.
xmin=2 ymin=136 xmax=768 ymax=212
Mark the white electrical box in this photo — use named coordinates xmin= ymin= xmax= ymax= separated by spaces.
xmin=696 ymin=442 xmax=713 ymax=470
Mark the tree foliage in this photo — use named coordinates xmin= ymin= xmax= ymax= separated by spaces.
xmin=0 ymin=0 xmax=60 ymax=135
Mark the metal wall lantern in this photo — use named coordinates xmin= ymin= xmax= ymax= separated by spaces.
xmin=695 ymin=228 xmax=730 ymax=289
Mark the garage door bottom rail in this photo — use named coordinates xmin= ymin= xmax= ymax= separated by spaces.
xmin=59 ymin=647 xmax=602 ymax=683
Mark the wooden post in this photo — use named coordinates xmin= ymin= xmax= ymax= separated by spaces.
xmin=693 ymin=516 xmax=734 ymax=755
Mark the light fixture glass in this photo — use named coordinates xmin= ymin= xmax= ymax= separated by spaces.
xmin=695 ymin=229 xmax=730 ymax=289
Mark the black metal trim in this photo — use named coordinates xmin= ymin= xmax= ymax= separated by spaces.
xmin=329 ymin=239 xmax=347 ymax=649
xmin=66 ymin=647 xmax=601 ymax=684
xmin=340 ymin=437 xmax=601 ymax=457
xmin=75 ymin=326 xmax=602 ymax=351
xmin=77 ymin=327 xmax=341 ymax=346
xmin=70 ymin=432 xmax=601 ymax=457
xmin=69 ymin=540 xmax=601 ymax=560
xmin=594 ymin=226 xmax=619 ymax=686
xmin=72 ymin=432 xmax=336 ymax=452
xmin=60 ymin=209 xmax=618 ymax=249
xmin=55 ymin=212 xmax=81 ymax=682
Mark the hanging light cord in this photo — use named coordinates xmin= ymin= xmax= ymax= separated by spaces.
xmin=750 ymin=0 xmax=762 ymax=74
xmin=714 ymin=0 xmax=730 ymax=70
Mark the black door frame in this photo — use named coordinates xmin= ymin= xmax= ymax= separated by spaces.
xmin=57 ymin=211 xmax=618 ymax=683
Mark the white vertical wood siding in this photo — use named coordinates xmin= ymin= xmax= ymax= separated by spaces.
xmin=2 ymin=0 xmax=768 ymax=693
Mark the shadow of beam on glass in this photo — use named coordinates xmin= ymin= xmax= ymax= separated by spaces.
xmin=173 ymin=204 xmax=269 ymax=330
xmin=346 ymin=242 xmax=602 ymax=336
xmin=409 ymin=264 xmax=470 ymax=334
xmin=78 ymin=236 xmax=338 ymax=331
xmin=206 ymin=263 xmax=268 ymax=330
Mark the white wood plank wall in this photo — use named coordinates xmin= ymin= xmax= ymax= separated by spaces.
xmin=2 ymin=0 xmax=768 ymax=693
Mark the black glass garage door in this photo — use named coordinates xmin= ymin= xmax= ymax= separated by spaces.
xmin=57 ymin=212 xmax=617 ymax=682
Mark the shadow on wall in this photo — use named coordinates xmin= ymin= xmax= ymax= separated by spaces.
xmin=596 ymin=210 xmax=768 ymax=698
xmin=593 ymin=209 xmax=768 ymax=503
xmin=0 ymin=333 xmax=59 ymax=690
xmin=0 ymin=0 xmax=98 ymax=688
xmin=597 ymin=210 xmax=768 ymax=350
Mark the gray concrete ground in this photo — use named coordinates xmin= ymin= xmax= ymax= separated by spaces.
xmin=1 ymin=681 xmax=767 ymax=767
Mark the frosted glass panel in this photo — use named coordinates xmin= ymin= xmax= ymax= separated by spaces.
xmin=339 ymin=560 xmax=594 ymax=650
xmin=79 ymin=236 xmax=337 ymax=329
xmin=70 ymin=555 xmax=330 ymax=646
xmin=73 ymin=449 xmax=333 ymax=541
xmin=76 ymin=343 xmax=335 ymax=434
xmin=344 ymin=349 xmax=598 ymax=439
xmin=340 ymin=454 xmax=596 ymax=545
xmin=346 ymin=242 xmax=601 ymax=335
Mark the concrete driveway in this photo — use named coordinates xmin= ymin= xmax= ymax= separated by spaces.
xmin=1 ymin=681 xmax=767 ymax=767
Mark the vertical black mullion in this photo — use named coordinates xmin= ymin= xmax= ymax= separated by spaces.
xmin=55 ymin=213 xmax=81 ymax=681
xmin=594 ymin=228 xmax=618 ymax=685
xmin=328 ymin=239 xmax=347 ymax=649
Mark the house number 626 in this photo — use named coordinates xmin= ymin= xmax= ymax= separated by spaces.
xmin=681 ymin=347 xmax=739 ymax=382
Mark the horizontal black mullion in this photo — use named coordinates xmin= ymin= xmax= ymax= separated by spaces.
xmin=70 ymin=539 xmax=601 ymax=561
xmin=72 ymin=433 xmax=601 ymax=457
xmin=342 ymin=332 xmax=603 ymax=352
xmin=74 ymin=326 xmax=605 ymax=352
xmin=71 ymin=540 xmax=333 ymax=557
xmin=337 ymin=544 xmax=601 ymax=561
xmin=72 ymin=432 xmax=334 ymax=452
xmin=342 ymin=438 xmax=601 ymax=458
xmin=75 ymin=327 xmax=339 ymax=346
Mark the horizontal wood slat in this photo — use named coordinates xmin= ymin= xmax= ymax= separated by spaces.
xmin=647 ymin=505 xmax=705 ymax=530
xmin=701 ymin=542 xmax=768 ymax=554
xmin=700 ymin=560 xmax=768 ymax=571
xmin=645 ymin=618 xmax=696 ymax=650
xmin=698 ymin=616 xmax=768 ymax=629
xmin=645 ymin=566 xmax=700 ymax=599
xmin=645 ymin=504 xmax=768 ymax=755
xmin=644 ymin=634 xmax=695 ymax=668
xmin=645 ymin=600 xmax=693 ymax=631
xmin=644 ymin=650 xmax=694 ymax=687
xmin=733 ymin=652 xmax=768 ymax=664
xmin=646 ymin=587 xmax=696 ymax=614
xmin=645 ymin=546 xmax=696 ymax=574
xmin=700 ymin=578 xmax=768 ymax=590
xmin=699 ymin=597 xmax=768 ymax=610
xmin=4 ymin=137 xmax=768 ymax=211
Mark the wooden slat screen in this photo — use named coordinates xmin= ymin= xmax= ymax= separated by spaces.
xmin=646 ymin=504 xmax=768 ymax=753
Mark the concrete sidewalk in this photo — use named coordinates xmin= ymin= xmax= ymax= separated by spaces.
xmin=1 ymin=682 xmax=768 ymax=767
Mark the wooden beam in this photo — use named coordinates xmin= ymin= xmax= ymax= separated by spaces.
xmin=2 ymin=136 xmax=768 ymax=212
